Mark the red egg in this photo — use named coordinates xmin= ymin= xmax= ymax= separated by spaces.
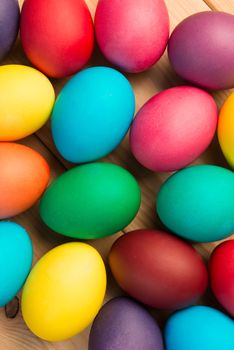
xmin=20 ymin=0 xmax=94 ymax=78
xmin=95 ymin=0 xmax=169 ymax=73
xmin=209 ymin=240 xmax=234 ymax=316
xmin=109 ymin=229 xmax=208 ymax=310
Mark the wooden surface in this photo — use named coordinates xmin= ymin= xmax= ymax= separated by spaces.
xmin=1 ymin=0 xmax=233 ymax=349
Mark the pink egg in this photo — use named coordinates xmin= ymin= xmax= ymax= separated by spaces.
xmin=130 ymin=86 xmax=218 ymax=172
xmin=95 ymin=0 xmax=169 ymax=73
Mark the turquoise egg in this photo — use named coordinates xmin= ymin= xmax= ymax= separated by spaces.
xmin=165 ymin=306 xmax=234 ymax=350
xmin=156 ymin=165 xmax=234 ymax=242
xmin=0 ymin=221 xmax=33 ymax=307
xmin=51 ymin=67 xmax=135 ymax=163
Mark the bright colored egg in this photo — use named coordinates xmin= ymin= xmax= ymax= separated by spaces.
xmin=168 ymin=12 xmax=234 ymax=90
xmin=52 ymin=67 xmax=135 ymax=163
xmin=0 ymin=221 xmax=33 ymax=307
xmin=0 ymin=0 xmax=19 ymax=61
xmin=0 ymin=143 xmax=50 ymax=219
xmin=22 ymin=242 xmax=106 ymax=341
xmin=209 ymin=240 xmax=234 ymax=316
xmin=165 ymin=306 xmax=234 ymax=350
xmin=0 ymin=65 xmax=55 ymax=141
xmin=20 ymin=0 xmax=94 ymax=78
xmin=109 ymin=230 xmax=208 ymax=309
xmin=156 ymin=165 xmax=234 ymax=242
xmin=40 ymin=163 xmax=141 ymax=239
xmin=130 ymin=86 xmax=217 ymax=172
xmin=89 ymin=297 xmax=164 ymax=350
xmin=95 ymin=0 xmax=169 ymax=73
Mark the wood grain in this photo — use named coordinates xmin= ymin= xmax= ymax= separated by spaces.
xmin=0 ymin=0 xmax=233 ymax=349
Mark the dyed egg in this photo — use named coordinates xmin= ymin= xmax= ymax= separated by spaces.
xmin=168 ymin=12 xmax=234 ymax=90
xmin=157 ymin=165 xmax=234 ymax=242
xmin=0 ymin=143 xmax=50 ymax=219
xmin=20 ymin=0 xmax=94 ymax=78
xmin=165 ymin=306 xmax=234 ymax=350
xmin=40 ymin=163 xmax=141 ymax=239
xmin=89 ymin=297 xmax=164 ymax=350
xmin=0 ymin=65 xmax=55 ymax=141
xmin=0 ymin=0 xmax=19 ymax=61
xmin=209 ymin=240 xmax=234 ymax=316
xmin=95 ymin=0 xmax=169 ymax=73
xmin=109 ymin=230 xmax=208 ymax=309
xmin=130 ymin=86 xmax=217 ymax=172
xmin=218 ymin=92 xmax=234 ymax=167
xmin=22 ymin=242 xmax=106 ymax=341
xmin=0 ymin=221 xmax=33 ymax=307
xmin=52 ymin=67 xmax=135 ymax=163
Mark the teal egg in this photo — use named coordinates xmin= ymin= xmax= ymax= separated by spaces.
xmin=165 ymin=306 xmax=234 ymax=350
xmin=156 ymin=165 xmax=234 ymax=242
xmin=0 ymin=221 xmax=33 ymax=307
xmin=52 ymin=66 xmax=135 ymax=163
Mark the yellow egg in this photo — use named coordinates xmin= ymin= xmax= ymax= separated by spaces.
xmin=21 ymin=242 xmax=106 ymax=341
xmin=0 ymin=64 xmax=55 ymax=140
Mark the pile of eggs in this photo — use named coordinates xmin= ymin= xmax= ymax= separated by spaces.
xmin=0 ymin=0 xmax=234 ymax=349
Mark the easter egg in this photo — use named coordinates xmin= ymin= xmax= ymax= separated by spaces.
xmin=156 ymin=165 xmax=234 ymax=242
xmin=40 ymin=163 xmax=141 ymax=239
xmin=52 ymin=67 xmax=135 ymax=163
xmin=0 ymin=0 xmax=19 ymax=61
xmin=0 ymin=143 xmax=50 ymax=219
xmin=20 ymin=0 xmax=94 ymax=78
xmin=109 ymin=230 xmax=208 ymax=309
xmin=89 ymin=297 xmax=164 ymax=350
xmin=209 ymin=240 xmax=234 ymax=316
xmin=95 ymin=0 xmax=169 ymax=73
xmin=168 ymin=12 xmax=234 ymax=90
xmin=0 ymin=221 xmax=33 ymax=307
xmin=130 ymin=86 xmax=217 ymax=172
xmin=165 ymin=306 xmax=234 ymax=350
xmin=0 ymin=65 xmax=55 ymax=141
xmin=22 ymin=242 xmax=106 ymax=341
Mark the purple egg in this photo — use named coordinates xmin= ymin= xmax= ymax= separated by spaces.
xmin=89 ymin=297 xmax=164 ymax=350
xmin=0 ymin=0 xmax=20 ymax=61
xmin=168 ymin=12 xmax=234 ymax=90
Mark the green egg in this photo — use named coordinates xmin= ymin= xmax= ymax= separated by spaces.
xmin=156 ymin=165 xmax=234 ymax=242
xmin=40 ymin=163 xmax=141 ymax=239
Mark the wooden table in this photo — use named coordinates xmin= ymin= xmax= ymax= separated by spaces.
xmin=1 ymin=0 xmax=234 ymax=349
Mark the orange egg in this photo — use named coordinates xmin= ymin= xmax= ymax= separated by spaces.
xmin=0 ymin=143 xmax=50 ymax=218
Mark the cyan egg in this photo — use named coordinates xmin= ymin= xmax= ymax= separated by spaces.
xmin=52 ymin=67 xmax=135 ymax=163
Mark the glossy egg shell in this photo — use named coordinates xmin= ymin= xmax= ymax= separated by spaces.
xmin=20 ymin=0 xmax=94 ymax=78
xmin=109 ymin=229 xmax=208 ymax=309
xmin=0 ymin=143 xmax=50 ymax=219
xmin=130 ymin=86 xmax=217 ymax=172
xmin=95 ymin=0 xmax=169 ymax=73
xmin=0 ymin=221 xmax=33 ymax=307
xmin=52 ymin=67 xmax=135 ymax=163
xmin=89 ymin=297 xmax=164 ymax=350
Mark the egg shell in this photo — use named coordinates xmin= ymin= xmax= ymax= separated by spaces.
xmin=95 ymin=0 xmax=169 ymax=73
xmin=52 ymin=67 xmax=135 ymax=163
xmin=0 ymin=0 xmax=19 ymax=61
xmin=168 ymin=11 xmax=234 ymax=90
xmin=89 ymin=297 xmax=164 ymax=350
xmin=165 ymin=306 xmax=234 ymax=350
xmin=40 ymin=163 xmax=141 ymax=239
xmin=0 ymin=221 xmax=33 ymax=307
xmin=109 ymin=229 xmax=208 ymax=309
xmin=22 ymin=242 xmax=106 ymax=341
xmin=0 ymin=143 xmax=50 ymax=219
xmin=209 ymin=240 xmax=234 ymax=316
xmin=0 ymin=65 xmax=55 ymax=141
xmin=157 ymin=165 xmax=234 ymax=242
xmin=20 ymin=0 xmax=94 ymax=78
xmin=130 ymin=86 xmax=217 ymax=172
